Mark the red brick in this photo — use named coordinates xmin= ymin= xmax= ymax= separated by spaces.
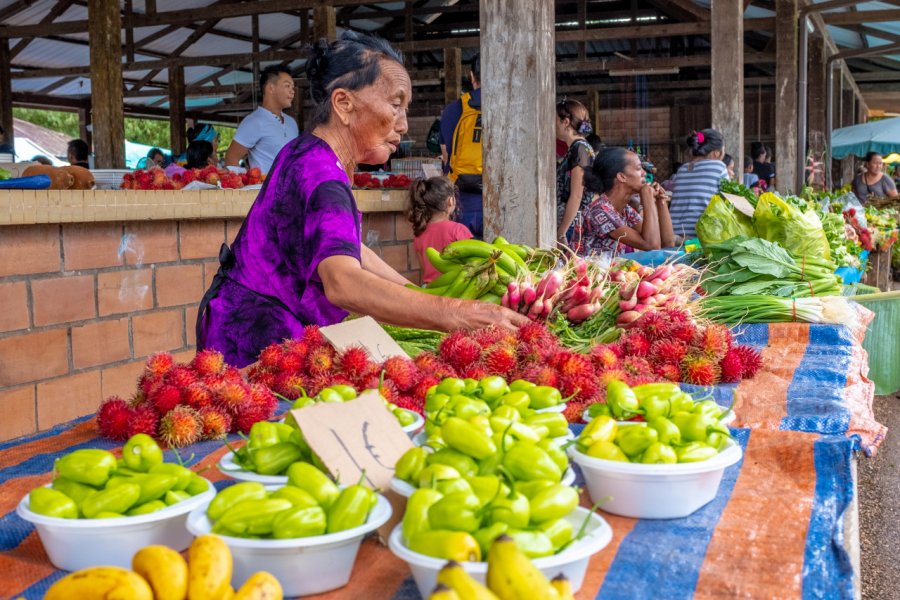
xmin=71 ymin=318 xmax=131 ymax=369
xmin=132 ymin=309 xmax=184 ymax=358
xmin=407 ymin=242 xmax=420 ymax=271
xmin=380 ymin=244 xmax=409 ymax=273
xmin=203 ymin=260 xmax=219 ymax=291
xmin=0 ymin=225 xmax=60 ymax=277
xmin=156 ymin=264 xmax=204 ymax=307
xmin=180 ymin=221 xmax=225 ymax=260
xmin=98 ymin=269 xmax=153 ymax=316
xmin=0 ymin=281 xmax=29 ymax=332
xmin=363 ymin=213 xmax=394 ymax=243
xmin=226 ymin=219 xmax=245 ymax=246
xmin=170 ymin=349 xmax=197 ymax=365
xmin=185 ymin=305 xmax=200 ymax=347
xmin=32 ymin=275 xmax=96 ymax=326
xmin=395 ymin=214 xmax=414 ymax=241
xmin=123 ymin=221 xmax=179 ymax=265
xmin=100 ymin=360 xmax=145 ymax=401
xmin=63 ymin=223 xmax=124 ymax=270
xmin=0 ymin=385 xmax=37 ymax=442
xmin=0 ymin=329 xmax=69 ymax=387
xmin=37 ymin=371 xmax=102 ymax=430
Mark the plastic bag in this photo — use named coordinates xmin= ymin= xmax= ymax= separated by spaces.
xmin=753 ymin=192 xmax=831 ymax=260
xmin=821 ymin=192 xmax=867 ymax=229
xmin=696 ymin=194 xmax=756 ymax=248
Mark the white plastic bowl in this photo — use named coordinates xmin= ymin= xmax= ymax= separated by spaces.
xmin=389 ymin=466 xmax=577 ymax=498
xmin=535 ymin=402 xmax=568 ymax=414
xmin=16 ymin=478 xmax=216 ymax=571
xmin=218 ymin=452 xmax=287 ymax=484
xmin=412 ymin=428 xmax=574 ymax=448
xmin=388 ymin=506 xmax=612 ymax=598
xmin=568 ymin=439 xmax=743 ymax=519
xmin=582 ymin=407 xmax=737 ymax=426
xmin=186 ymin=491 xmax=392 ymax=596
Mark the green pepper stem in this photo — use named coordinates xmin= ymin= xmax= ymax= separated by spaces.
xmin=557 ymin=496 xmax=611 ymax=554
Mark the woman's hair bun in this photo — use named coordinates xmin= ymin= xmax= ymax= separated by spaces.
xmin=306 ymin=39 xmax=331 ymax=103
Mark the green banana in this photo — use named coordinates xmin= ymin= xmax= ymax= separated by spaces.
xmin=430 ymin=266 xmax=463 ymax=288
xmin=441 ymin=240 xmax=519 ymax=275
xmin=495 ymin=244 xmax=529 ymax=272
xmin=427 ymin=247 xmax=456 ymax=272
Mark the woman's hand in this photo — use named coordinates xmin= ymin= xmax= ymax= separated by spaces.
xmin=450 ymin=300 xmax=531 ymax=332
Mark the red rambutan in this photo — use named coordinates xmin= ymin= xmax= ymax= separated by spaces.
xmin=166 ymin=365 xmax=198 ymax=389
xmin=382 ymin=356 xmax=419 ymax=392
xmin=191 ymin=349 xmax=226 ymax=377
xmin=719 ymin=349 xmax=744 ymax=383
xmin=632 ymin=311 xmax=671 ymax=340
xmin=598 ymin=369 xmax=630 ymax=387
xmin=231 ymin=404 xmax=269 ymax=434
xmin=438 ymin=332 xmax=482 ymax=370
xmin=137 ymin=373 xmax=161 ymax=398
xmin=184 ymin=383 xmax=214 ymax=410
xmin=150 ymin=384 xmax=183 ymax=414
xmin=214 ymin=381 xmax=251 ymax=413
xmin=273 ymin=373 xmax=306 ymax=399
xmin=562 ymin=400 xmax=587 ymax=423
xmin=339 ymin=347 xmax=376 ymax=381
xmin=96 ymin=397 xmax=133 ymax=440
xmin=258 ymin=344 xmax=283 ymax=369
xmin=371 ymin=380 xmax=400 ymax=404
xmin=517 ymin=321 xmax=555 ymax=347
xmin=554 ymin=351 xmax=594 ymax=379
xmin=649 ymin=339 xmax=688 ymax=365
xmin=248 ymin=383 xmax=278 ymax=415
xmin=694 ymin=323 xmax=733 ymax=359
xmin=482 ymin=344 xmax=518 ymax=376
xmin=127 ymin=405 xmax=159 ymax=438
xmin=222 ymin=366 xmax=244 ymax=383
xmin=306 ymin=346 xmax=336 ymax=376
xmin=622 ymin=356 xmax=654 ymax=378
xmin=247 ymin=366 xmax=276 ymax=390
xmin=284 ymin=340 xmax=310 ymax=361
xmin=472 ymin=326 xmax=516 ymax=349
xmin=198 ymin=406 xmax=232 ymax=440
xmin=412 ymin=375 xmax=441 ymax=402
xmin=669 ymin=322 xmax=698 ymax=345
xmin=391 ymin=394 xmax=422 ymax=414
xmin=681 ymin=354 xmax=721 ymax=386
xmin=144 ymin=352 xmax=175 ymax=379
xmin=733 ymin=344 xmax=763 ymax=379
xmin=302 ymin=325 xmax=326 ymax=348
xmin=413 ymin=352 xmax=442 ymax=372
xmin=620 ymin=331 xmax=652 ymax=357
xmin=655 ymin=362 xmax=682 ymax=382
xmin=559 ymin=375 xmax=600 ymax=403
xmin=277 ymin=352 xmax=305 ymax=374
xmin=589 ymin=345 xmax=620 ymax=371
xmin=517 ymin=365 xmax=560 ymax=388
xmin=158 ymin=406 xmax=202 ymax=448
xmin=462 ymin=365 xmax=490 ymax=380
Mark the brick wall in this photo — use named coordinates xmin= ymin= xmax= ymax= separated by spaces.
xmin=0 ymin=211 xmax=418 ymax=442
xmin=598 ymin=106 xmax=674 ymax=179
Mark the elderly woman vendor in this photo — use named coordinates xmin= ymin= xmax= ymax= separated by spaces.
xmin=197 ymin=32 xmax=528 ymax=366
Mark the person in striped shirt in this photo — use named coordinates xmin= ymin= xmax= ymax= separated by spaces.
xmin=669 ymin=129 xmax=729 ymax=239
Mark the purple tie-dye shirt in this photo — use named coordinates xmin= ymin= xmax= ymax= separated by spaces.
xmin=197 ymin=132 xmax=361 ymax=367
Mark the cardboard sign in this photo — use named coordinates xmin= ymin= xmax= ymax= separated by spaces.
xmin=320 ymin=316 xmax=409 ymax=362
xmin=721 ymin=191 xmax=756 ymax=218
xmin=289 ymin=392 xmax=414 ymax=490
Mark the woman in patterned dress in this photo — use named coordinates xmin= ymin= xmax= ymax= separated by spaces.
xmin=196 ymin=32 xmax=527 ymax=367
xmin=581 ymin=147 xmax=675 ymax=257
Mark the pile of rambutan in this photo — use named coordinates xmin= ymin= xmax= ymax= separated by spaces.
xmin=96 ymin=349 xmax=277 ymax=447
xmin=591 ymin=308 xmax=763 ymax=388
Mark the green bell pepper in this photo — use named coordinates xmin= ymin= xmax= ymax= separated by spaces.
xmin=408 ymin=530 xmax=481 ymax=562
xmin=29 ymin=487 xmax=78 ymax=519
xmin=207 ymin=481 xmax=267 ymax=521
xmin=418 ymin=464 xmax=461 ymax=488
xmin=526 ymin=386 xmax=563 ymax=410
xmin=51 ymin=477 xmax=96 ymax=509
xmin=508 ymin=379 xmax=536 ymax=392
xmin=441 ymin=417 xmax=497 ymax=460
xmin=632 ymin=383 xmax=680 ymax=401
xmin=165 ymin=490 xmax=191 ymax=505
xmin=485 ymin=491 xmax=529 ymax=529
xmin=425 ymin=393 xmax=451 ymax=415
xmin=82 ymin=483 xmax=141 ymax=518
xmin=525 ymin=413 xmax=569 ymax=439
xmin=577 ymin=415 xmax=618 ymax=451
xmin=148 ymin=463 xmax=193 ymax=490
xmin=272 ymin=505 xmax=327 ymax=538
xmin=107 ymin=473 xmax=177 ymax=505
xmin=476 ymin=376 xmax=510 ymax=404
xmin=462 ymin=378 xmax=480 ymax=395
xmin=252 ymin=442 xmax=303 ymax=476
xmin=676 ymin=442 xmax=719 ymax=463
xmin=436 ymin=378 xmax=466 ymax=397
xmin=586 ymin=402 xmax=612 ymax=418
xmin=465 ymin=475 xmax=505 ymax=506
xmin=641 ymin=442 xmax=677 ymax=464
xmin=316 ymin=387 xmax=345 ymax=404
xmin=394 ymin=408 xmax=416 ymax=427
xmin=427 ymin=448 xmax=478 ymax=478
xmin=671 ymin=411 xmax=714 ymax=442
xmin=538 ymin=439 xmax=569 ymax=472
xmin=506 ymin=529 xmax=555 ymax=558
xmin=218 ymin=498 xmax=293 ymax=536
xmin=614 ymin=424 xmax=659 ymax=458
xmin=428 ymin=492 xmax=482 ymax=532
xmin=503 ymin=444 xmax=562 ymax=482
xmin=122 ymin=434 xmax=164 ymax=473
xmin=55 ymin=449 xmax=117 ymax=487
xmin=477 ymin=452 xmax=503 ymax=477
xmin=692 ymin=399 xmax=723 ymax=419
xmin=403 ymin=488 xmax=444 ymax=541
xmin=395 ymin=447 xmax=428 ymax=483
xmin=451 ymin=397 xmax=491 ymax=421
xmin=639 ymin=394 xmax=672 ymax=421
xmin=647 ymin=417 xmax=682 ymax=445
xmin=434 ymin=478 xmax=474 ymax=498
xmin=538 ymin=518 xmax=574 ymax=551
xmin=326 ymin=474 xmax=376 ymax=533
xmin=473 ymin=522 xmax=509 ymax=557
xmin=270 ymin=485 xmax=319 ymax=508
xmin=528 ymin=483 xmax=579 ymax=524
xmin=287 ymin=463 xmax=340 ymax=510
xmin=332 ymin=384 xmax=358 ymax=401
xmin=498 ymin=391 xmax=531 ymax=414
xmin=584 ymin=440 xmax=629 ymax=462
xmin=185 ymin=473 xmax=210 ymax=496
xmin=492 ymin=405 xmax=521 ymax=422
xmin=606 ymin=380 xmax=640 ymax=418
xmin=706 ymin=431 xmax=730 ymax=452
xmin=272 ymin=422 xmax=295 ymax=442
xmin=516 ymin=480 xmax=555 ymax=499
xmin=126 ymin=500 xmax=167 ymax=516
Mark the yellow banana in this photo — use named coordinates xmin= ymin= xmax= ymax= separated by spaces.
xmin=222 ymin=586 xmax=236 ymax=600
xmin=188 ymin=534 xmax=233 ymax=600
xmin=485 ymin=535 xmax=558 ymax=600
xmin=550 ymin=574 xmax=575 ymax=600
xmin=233 ymin=572 xmax=283 ymax=600
xmin=436 ymin=560 xmax=499 ymax=600
xmin=428 ymin=584 xmax=462 ymax=600
xmin=44 ymin=566 xmax=153 ymax=600
xmin=132 ymin=545 xmax=189 ymax=600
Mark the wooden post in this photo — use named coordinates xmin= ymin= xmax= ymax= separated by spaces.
xmin=589 ymin=89 xmax=600 ymax=133
xmin=168 ymin=64 xmax=186 ymax=155
xmin=443 ymin=48 xmax=462 ymax=106
xmin=840 ymin=84 xmax=855 ymax=186
xmin=88 ymin=0 xmax=125 ymax=168
xmin=480 ymin=0 xmax=555 ymax=247
xmin=774 ymin=0 xmax=798 ymax=193
xmin=806 ymin=34 xmax=827 ymax=166
xmin=711 ymin=0 xmax=743 ymax=180
xmin=0 ymin=40 xmax=12 ymax=151
xmin=313 ymin=6 xmax=336 ymax=41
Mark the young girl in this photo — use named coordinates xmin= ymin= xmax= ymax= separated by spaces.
xmin=408 ymin=176 xmax=473 ymax=285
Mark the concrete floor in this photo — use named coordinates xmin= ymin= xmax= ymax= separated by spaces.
xmin=858 ymin=392 xmax=899 ymax=600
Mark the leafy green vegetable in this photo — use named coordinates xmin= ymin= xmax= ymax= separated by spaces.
xmin=753 ymin=192 xmax=831 ymax=261
xmin=696 ymin=195 xmax=755 ymax=248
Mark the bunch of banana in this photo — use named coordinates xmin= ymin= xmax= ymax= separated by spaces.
xmin=415 ymin=238 xmax=532 ymax=304
xmin=427 ymin=535 xmax=575 ymax=600
xmin=44 ymin=535 xmax=282 ymax=600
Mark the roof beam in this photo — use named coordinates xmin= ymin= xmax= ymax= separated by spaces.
xmin=9 ymin=0 xmax=75 ymax=59
xmin=0 ymin=0 xmax=35 ymax=21
xmin=821 ymin=9 xmax=900 ymax=25
xmin=130 ymin=18 xmax=221 ymax=93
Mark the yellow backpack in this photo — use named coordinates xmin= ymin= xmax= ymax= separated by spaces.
xmin=449 ymin=92 xmax=482 ymax=183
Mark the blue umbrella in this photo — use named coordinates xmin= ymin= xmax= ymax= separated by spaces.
xmin=831 ymin=117 xmax=900 ymax=159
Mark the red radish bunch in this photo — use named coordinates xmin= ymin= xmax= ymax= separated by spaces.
xmin=96 ymin=350 xmax=277 ymax=446
xmin=502 ymin=257 xmax=611 ymax=323
xmin=610 ymin=262 xmax=700 ymax=328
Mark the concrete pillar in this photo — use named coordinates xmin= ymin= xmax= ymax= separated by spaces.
xmin=774 ymin=0 xmax=798 ymax=193
xmin=480 ymin=0 xmax=556 ymax=247
xmin=88 ymin=0 xmax=125 ymax=168
xmin=711 ymin=0 xmax=744 ymax=180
